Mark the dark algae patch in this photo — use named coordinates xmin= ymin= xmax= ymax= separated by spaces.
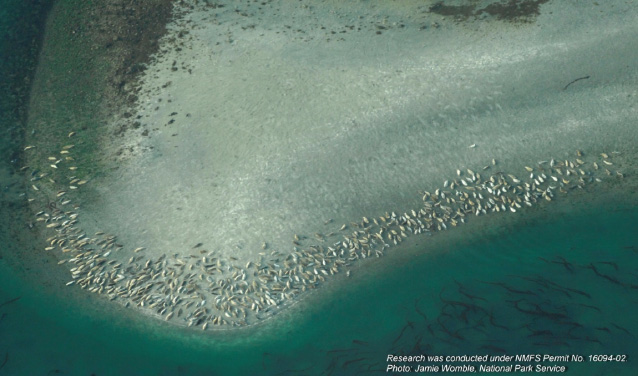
xmin=92 ymin=0 xmax=175 ymax=109
xmin=481 ymin=0 xmax=551 ymax=22
xmin=24 ymin=0 xmax=174 ymax=198
xmin=429 ymin=0 xmax=551 ymax=23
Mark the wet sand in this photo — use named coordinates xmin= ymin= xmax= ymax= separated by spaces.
xmin=83 ymin=0 xmax=637 ymax=262
xmin=21 ymin=0 xmax=638 ymax=329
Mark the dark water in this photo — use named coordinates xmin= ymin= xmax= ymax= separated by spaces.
xmin=2 ymin=3 xmax=638 ymax=376
xmin=0 ymin=0 xmax=52 ymax=162
xmin=1 ymin=197 xmax=637 ymax=375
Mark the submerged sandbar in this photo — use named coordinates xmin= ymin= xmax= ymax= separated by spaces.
xmin=23 ymin=0 xmax=638 ymax=330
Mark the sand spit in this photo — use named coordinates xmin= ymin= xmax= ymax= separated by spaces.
xmin=22 ymin=0 xmax=638 ymax=329
xmin=85 ymin=0 xmax=638 ymax=261
xmin=25 ymin=138 xmax=633 ymax=329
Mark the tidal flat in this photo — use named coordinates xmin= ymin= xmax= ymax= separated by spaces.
xmin=1 ymin=0 xmax=637 ymax=375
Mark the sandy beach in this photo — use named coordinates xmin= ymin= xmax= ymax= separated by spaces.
xmin=83 ymin=2 xmax=636 ymax=256
xmin=5 ymin=1 xmax=638 ymax=374
xmin=83 ymin=0 xmax=637 ymax=259
xmin=20 ymin=0 xmax=638 ymax=329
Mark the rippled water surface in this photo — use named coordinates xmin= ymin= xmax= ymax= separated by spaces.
xmin=1 ymin=1 xmax=637 ymax=375
xmin=1 ymin=200 xmax=637 ymax=375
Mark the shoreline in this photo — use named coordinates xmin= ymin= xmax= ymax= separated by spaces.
xmin=18 ymin=0 xmax=638 ymax=332
xmin=23 ymin=137 xmax=637 ymax=331
xmin=4 ymin=0 xmax=178 ymax=333
xmin=80 ymin=0 xmax=638 ymax=267
xmin=2 ymin=180 xmax=637 ymax=375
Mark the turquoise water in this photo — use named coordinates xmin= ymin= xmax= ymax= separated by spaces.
xmin=1 ymin=201 xmax=637 ymax=375
xmin=2 ymin=2 xmax=638 ymax=376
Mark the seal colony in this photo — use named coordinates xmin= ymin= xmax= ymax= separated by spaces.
xmin=19 ymin=0 xmax=638 ymax=335
xmin=23 ymin=141 xmax=627 ymax=329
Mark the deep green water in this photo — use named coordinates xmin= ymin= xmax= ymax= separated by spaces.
xmin=2 ymin=2 xmax=638 ymax=376
xmin=1 ymin=198 xmax=637 ymax=375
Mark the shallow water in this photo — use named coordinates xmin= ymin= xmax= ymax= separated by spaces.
xmin=78 ymin=0 xmax=638 ymax=266
xmin=2 ymin=1 xmax=638 ymax=375
xmin=1 ymin=196 xmax=637 ymax=375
